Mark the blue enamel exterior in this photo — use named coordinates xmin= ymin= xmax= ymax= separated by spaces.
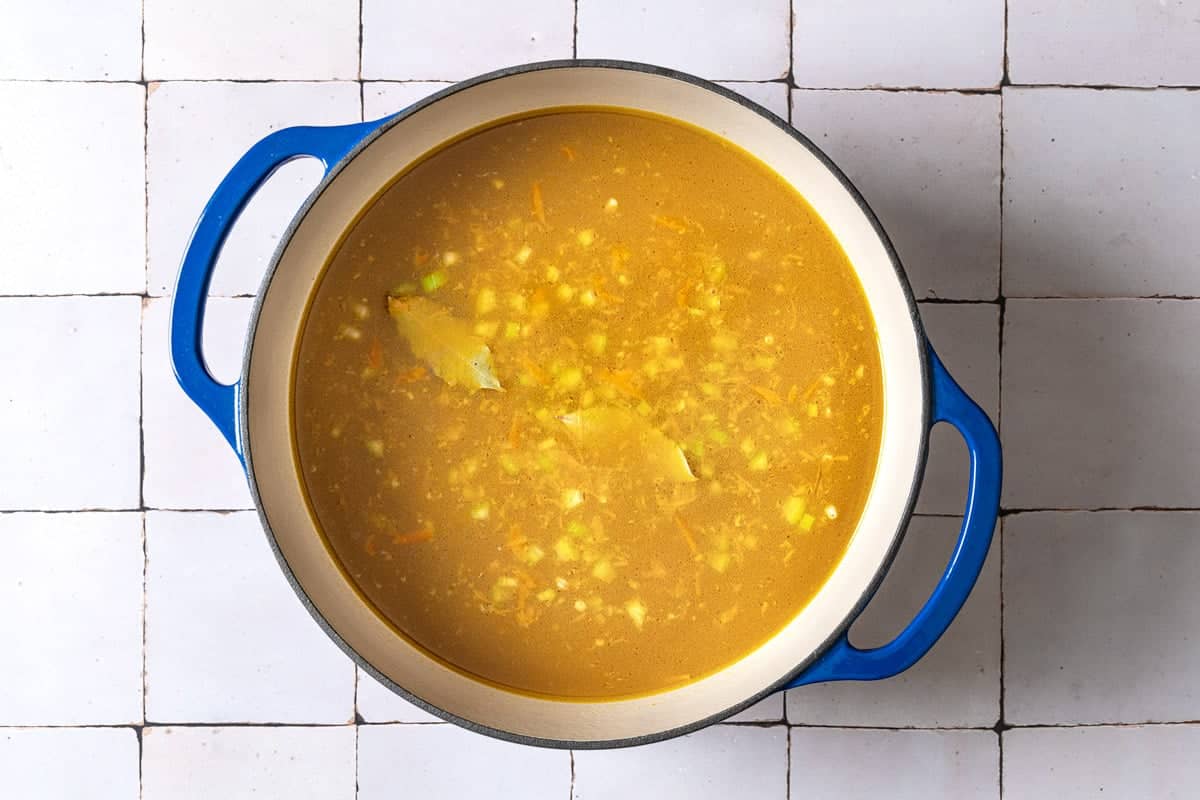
xmin=787 ymin=346 xmax=1002 ymax=687
xmin=170 ymin=113 xmax=1001 ymax=699
xmin=169 ymin=119 xmax=386 ymax=462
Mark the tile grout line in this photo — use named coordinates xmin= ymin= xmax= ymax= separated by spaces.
xmin=27 ymin=293 xmax=1200 ymax=303
xmin=569 ymin=749 xmax=576 ymax=799
xmin=139 ymin=514 xmax=149 ymax=799
xmin=357 ymin=0 xmax=365 ymax=126
xmin=7 ymin=505 xmax=1200 ymax=516
xmin=1 ymin=77 xmax=1199 ymax=90
xmin=998 ymin=2 xmax=1009 ymax=786
xmin=784 ymin=725 xmax=792 ymax=799
xmin=139 ymin=0 xmax=149 ymax=779
xmin=7 ymin=719 xmax=1200 ymax=732
xmin=784 ymin=7 xmax=796 ymax=796
xmin=572 ymin=0 xmax=579 ymax=59
xmin=785 ymin=0 xmax=795 ymax=128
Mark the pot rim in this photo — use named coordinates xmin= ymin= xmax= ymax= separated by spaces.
xmin=237 ymin=58 xmax=931 ymax=749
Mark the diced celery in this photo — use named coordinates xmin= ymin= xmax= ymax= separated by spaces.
xmin=421 ymin=270 xmax=448 ymax=293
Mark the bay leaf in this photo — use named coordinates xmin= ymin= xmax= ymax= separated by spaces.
xmin=559 ymin=406 xmax=696 ymax=484
xmin=387 ymin=296 xmax=502 ymax=392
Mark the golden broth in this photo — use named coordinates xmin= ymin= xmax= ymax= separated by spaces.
xmin=293 ymin=108 xmax=883 ymax=699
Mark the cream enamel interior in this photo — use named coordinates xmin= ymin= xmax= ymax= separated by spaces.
xmin=245 ymin=66 xmax=926 ymax=743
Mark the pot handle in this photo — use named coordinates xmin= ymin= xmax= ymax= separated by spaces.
xmin=170 ymin=119 xmax=385 ymax=463
xmin=786 ymin=345 xmax=1001 ymax=688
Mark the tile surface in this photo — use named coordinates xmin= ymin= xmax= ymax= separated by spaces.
xmin=357 ymin=724 xmax=570 ymax=799
xmin=726 ymin=693 xmax=785 ymax=723
xmin=142 ymin=726 xmax=356 ymax=800
xmin=578 ymin=0 xmax=791 ymax=80
xmin=787 ymin=516 xmax=1000 ymax=728
xmin=0 ymin=297 xmax=141 ymax=510
xmin=141 ymin=297 xmax=253 ymax=510
xmin=793 ymin=0 xmax=1004 ymax=89
xmin=144 ymin=511 xmax=355 ymax=723
xmin=355 ymin=668 xmax=443 ymax=723
xmin=0 ymin=83 xmax=144 ymax=295
xmin=790 ymin=728 xmax=998 ymax=799
xmin=146 ymin=81 xmax=361 ymax=296
xmin=0 ymin=727 xmax=139 ymax=800
xmin=6 ymin=2 xmax=1200 ymax=797
xmin=720 ymin=81 xmax=790 ymax=119
xmin=791 ymin=90 xmax=1001 ymax=300
xmin=1004 ymin=725 xmax=1200 ymax=799
xmin=144 ymin=0 xmax=359 ymax=80
xmin=1003 ymin=89 xmax=1200 ymax=297
xmin=1005 ymin=511 xmax=1200 ymax=725
xmin=363 ymin=81 xmax=455 ymax=120
xmin=364 ymin=79 xmax=792 ymax=123
xmin=0 ymin=0 xmax=141 ymax=80
xmin=1008 ymin=0 xmax=1200 ymax=86
xmin=0 ymin=513 xmax=143 ymax=725
xmin=574 ymin=726 xmax=786 ymax=800
xmin=363 ymin=0 xmax=574 ymax=80
xmin=1003 ymin=300 xmax=1200 ymax=509
xmin=916 ymin=302 xmax=1001 ymax=515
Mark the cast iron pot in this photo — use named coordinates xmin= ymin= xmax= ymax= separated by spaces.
xmin=171 ymin=60 xmax=1001 ymax=749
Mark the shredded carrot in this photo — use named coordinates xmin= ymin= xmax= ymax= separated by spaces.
xmin=515 ymin=582 xmax=534 ymax=627
xmin=609 ymin=245 xmax=631 ymax=274
xmin=676 ymin=281 xmax=690 ymax=309
xmin=674 ymin=512 xmax=698 ymax=556
xmin=800 ymin=374 xmax=826 ymax=401
xmin=591 ymin=275 xmax=623 ymax=303
xmin=506 ymin=526 xmax=528 ymax=557
xmin=367 ymin=337 xmax=383 ymax=370
xmin=412 ymin=246 xmax=430 ymax=267
xmin=394 ymin=365 xmax=428 ymax=385
xmin=531 ymin=181 xmax=546 ymax=225
xmin=750 ymin=385 xmax=782 ymax=406
xmin=559 ymin=145 xmax=576 ymax=161
xmin=518 ymin=355 xmax=550 ymax=386
xmin=507 ymin=415 xmax=522 ymax=448
xmin=652 ymin=215 xmax=690 ymax=234
xmin=364 ymin=534 xmax=378 ymax=556
xmin=598 ymin=368 xmax=644 ymax=400
xmin=391 ymin=527 xmax=433 ymax=545
xmin=787 ymin=384 xmax=799 ymax=404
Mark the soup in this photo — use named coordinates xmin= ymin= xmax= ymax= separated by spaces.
xmin=293 ymin=108 xmax=883 ymax=699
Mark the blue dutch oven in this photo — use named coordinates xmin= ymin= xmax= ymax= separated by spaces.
xmin=171 ymin=61 xmax=1001 ymax=748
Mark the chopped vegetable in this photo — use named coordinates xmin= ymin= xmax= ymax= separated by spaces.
xmin=531 ymin=181 xmax=546 ymax=224
xmin=783 ymin=496 xmax=808 ymax=525
xmin=391 ymin=527 xmax=433 ymax=545
xmin=624 ymin=599 xmax=647 ymax=629
xmin=555 ymin=537 xmax=580 ymax=561
xmin=476 ymin=288 xmax=497 ymax=315
xmin=561 ymin=488 xmax=584 ymax=510
xmin=592 ymin=560 xmax=616 ymax=582
xmin=421 ymin=270 xmax=448 ymax=293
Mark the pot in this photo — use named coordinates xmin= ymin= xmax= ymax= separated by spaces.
xmin=170 ymin=60 xmax=1001 ymax=748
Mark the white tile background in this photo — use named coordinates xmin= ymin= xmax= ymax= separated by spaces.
xmin=0 ymin=1 xmax=1198 ymax=797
